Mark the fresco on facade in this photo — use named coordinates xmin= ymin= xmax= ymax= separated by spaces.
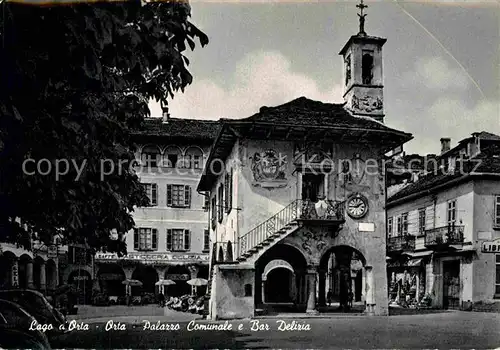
xmin=250 ymin=149 xmax=287 ymax=188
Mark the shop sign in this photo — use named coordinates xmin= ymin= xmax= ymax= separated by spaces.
xmin=72 ymin=275 xmax=89 ymax=281
xmin=99 ymin=273 xmax=124 ymax=281
xmin=165 ymin=274 xmax=190 ymax=281
xmin=95 ymin=252 xmax=209 ymax=263
xmin=481 ymin=239 xmax=500 ymax=253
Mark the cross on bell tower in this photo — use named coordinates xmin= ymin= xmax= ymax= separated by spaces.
xmin=356 ymin=0 xmax=368 ymax=36
xmin=338 ymin=0 xmax=387 ymax=123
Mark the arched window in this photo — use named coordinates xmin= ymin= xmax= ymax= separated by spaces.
xmin=218 ymin=246 xmax=224 ymax=263
xmin=163 ymin=146 xmax=182 ymax=168
xmin=141 ymin=145 xmax=161 ymax=168
xmin=362 ymin=53 xmax=373 ymax=85
xmin=183 ymin=147 xmax=204 ymax=169
xmin=226 ymin=241 xmax=233 ymax=262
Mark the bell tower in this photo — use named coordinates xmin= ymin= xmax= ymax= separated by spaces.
xmin=339 ymin=0 xmax=386 ymax=123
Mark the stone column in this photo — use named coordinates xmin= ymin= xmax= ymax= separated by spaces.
xmin=365 ymin=266 xmax=375 ymax=315
xmin=324 ymin=173 xmax=329 ymax=198
xmin=351 ymin=275 xmax=356 ymax=302
xmin=26 ymin=261 xmax=35 ymax=289
xmin=306 ymin=267 xmax=318 ymax=314
xmin=361 ymin=268 xmax=366 ymax=303
xmin=11 ymin=258 xmax=19 ymax=288
xmin=261 ymin=279 xmax=266 ymax=304
xmin=290 ymin=274 xmax=296 ymax=303
xmin=415 ymin=272 xmax=420 ymax=302
xmin=54 ymin=259 xmax=60 ymax=287
xmin=318 ymin=268 xmax=326 ymax=306
xmin=39 ymin=261 xmax=46 ymax=292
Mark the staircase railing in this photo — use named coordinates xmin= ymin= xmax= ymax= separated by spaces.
xmin=238 ymin=199 xmax=345 ymax=258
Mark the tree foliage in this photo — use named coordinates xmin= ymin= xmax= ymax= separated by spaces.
xmin=0 ymin=0 xmax=208 ymax=255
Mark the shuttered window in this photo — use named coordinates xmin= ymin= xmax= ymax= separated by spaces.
xmin=218 ymin=184 xmax=224 ymax=223
xmin=142 ymin=183 xmax=157 ymax=206
xmin=167 ymin=184 xmax=191 ymax=208
xmin=133 ymin=228 xmax=157 ymax=251
xmin=166 ymin=229 xmax=190 ymax=251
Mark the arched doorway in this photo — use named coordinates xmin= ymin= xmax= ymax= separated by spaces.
xmin=165 ymin=266 xmax=191 ymax=297
xmin=18 ymin=254 xmax=33 ymax=289
xmin=45 ymin=259 xmax=57 ymax=291
xmin=97 ymin=264 xmax=125 ymax=296
xmin=132 ymin=265 xmax=158 ymax=295
xmin=0 ymin=251 xmax=17 ymax=289
xmin=319 ymin=245 xmax=366 ymax=312
xmin=255 ymin=243 xmax=308 ymax=312
xmin=265 ymin=268 xmax=294 ymax=303
xmin=68 ymin=269 xmax=92 ymax=304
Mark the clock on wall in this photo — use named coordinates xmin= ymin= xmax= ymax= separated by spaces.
xmin=346 ymin=194 xmax=368 ymax=219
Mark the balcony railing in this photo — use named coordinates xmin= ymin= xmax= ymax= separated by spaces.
xmin=238 ymin=199 xmax=345 ymax=258
xmin=424 ymin=225 xmax=465 ymax=247
xmin=387 ymin=235 xmax=416 ymax=253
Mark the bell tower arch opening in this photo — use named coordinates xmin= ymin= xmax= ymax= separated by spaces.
xmin=339 ymin=0 xmax=386 ymax=123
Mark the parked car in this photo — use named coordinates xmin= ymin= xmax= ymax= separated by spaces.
xmin=0 ymin=299 xmax=51 ymax=349
xmin=0 ymin=289 xmax=69 ymax=339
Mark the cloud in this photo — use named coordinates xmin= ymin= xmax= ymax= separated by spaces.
xmin=404 ymin=97 xmax=500 ymax=154
xmin=402 ymin=56 xmax=469 ymax=91
xmin=149 ymin=50 xmax=343 ymax=119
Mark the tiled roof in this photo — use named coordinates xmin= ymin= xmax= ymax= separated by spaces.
xmin=237 ymin=97 xmax=404 ymax=133
xmin=474 ymin=131 xmax=500 ymax=142
xmin=388 ymin=155 xmax=500 ymax=204
xmin=132 ymin=117 xmax=220 ymax=140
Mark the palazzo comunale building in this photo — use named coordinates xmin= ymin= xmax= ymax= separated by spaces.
xmin=198 ymin=16 xmax=413 ymax=319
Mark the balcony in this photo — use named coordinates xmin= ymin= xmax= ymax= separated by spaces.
xmin=424 ymin=225 xmax=464 ymax=249
xmin=387 ymin=235 xmax=416 ymax=255
xmin=298 ymin=199 xmax=345 ymax=225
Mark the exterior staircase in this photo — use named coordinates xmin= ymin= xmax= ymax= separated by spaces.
xmin=216 ymin=199 xmax=345 ymax=266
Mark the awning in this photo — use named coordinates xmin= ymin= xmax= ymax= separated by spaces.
xmin=404 ymin=251 xmax=432 ymax=258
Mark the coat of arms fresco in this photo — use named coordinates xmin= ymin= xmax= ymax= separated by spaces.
xmin=251 ymin=149 xmax=287 ymax=188
xmin=340 ymin=153 xmax=371 ymax=193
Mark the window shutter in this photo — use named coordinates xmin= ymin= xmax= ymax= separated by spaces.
xmin=133 ymin=228 xmax=139 ymax=250
xmin=152 ymin=229 xmax=158 ymax=250
xmin=224 ymin=174 xmax=229 ymax=213
xmin=204 ymin=196 xmax=209 ymax=212
xmin=229 ymin=169 xmax=233 ymax=213
xmin=184 ymin=230 xmax=190 ymax=250
xmin=204 ymin=229 xmax=209 ymax=251
xmin=167 ymin=185 xmax=172 ymax=207
xmin=166 ymin=229 xmax=172 ymax=251
xmin=184 ymin=186 xmax=191 ymax=208
xmin=152 ymin=184 xmax=157 ymax=206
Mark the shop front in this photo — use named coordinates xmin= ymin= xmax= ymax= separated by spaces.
xmin=387 ymin=257 xmax=426 ymax=307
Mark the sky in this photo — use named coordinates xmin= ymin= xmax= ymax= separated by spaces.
xmin=149 ymin=0 xmax=500 ymax=155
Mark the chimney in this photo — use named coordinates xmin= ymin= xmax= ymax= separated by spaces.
xmin=162 ymin=106 xmax=170 ymax=124
xmin=440 ymin=137 xmax=451 ymax=154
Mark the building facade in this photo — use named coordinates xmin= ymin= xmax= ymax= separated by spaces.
xmin=91 ymin=117 xmax=220 ymax=300
xmin=199 ymin=17 xmax=412 ymax=319
xmin=386 ymin=132 xmax=500 ymax=309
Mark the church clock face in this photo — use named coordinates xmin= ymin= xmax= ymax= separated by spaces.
xmin=347 ymin=194 xmax=368 ymax=219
